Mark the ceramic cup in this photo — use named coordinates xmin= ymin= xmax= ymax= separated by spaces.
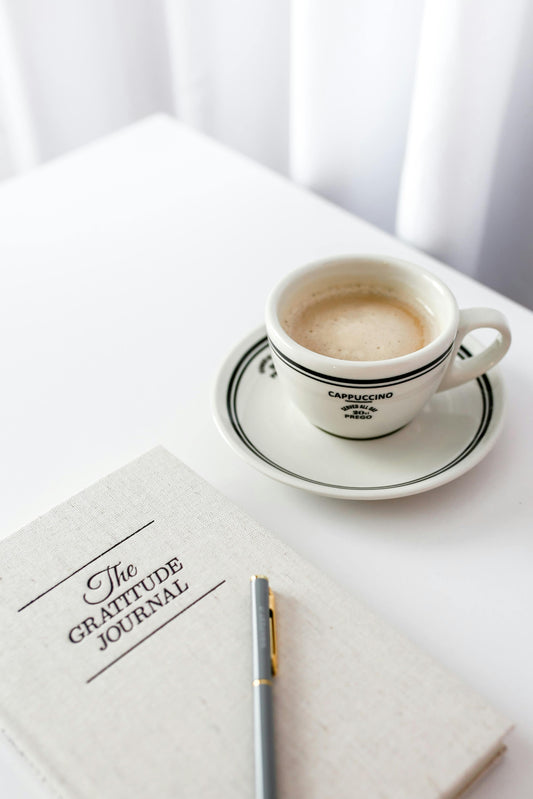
xmin=265 ymin=255 xmax=511 ymax=439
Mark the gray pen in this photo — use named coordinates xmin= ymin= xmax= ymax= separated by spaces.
xmin=250 ymin=575 xmax=278 ymax=799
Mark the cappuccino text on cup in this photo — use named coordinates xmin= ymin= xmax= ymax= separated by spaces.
xmin=265 ymin=256 xmax=511 ymax=439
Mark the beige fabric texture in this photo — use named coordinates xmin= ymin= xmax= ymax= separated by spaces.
xmin=0 ymin=447 xmax=511 ymax=798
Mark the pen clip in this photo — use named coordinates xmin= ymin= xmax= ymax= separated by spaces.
xmin=269 ymin=588 xmax=278 ymax=676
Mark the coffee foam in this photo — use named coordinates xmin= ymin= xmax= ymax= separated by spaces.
xmin=282 ymin=283 xmax=435 ymax=361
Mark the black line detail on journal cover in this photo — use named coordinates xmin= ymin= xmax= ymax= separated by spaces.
xmin=226 ymin=337 xmax=494 ymax=492
xmin=17 ymin=520 xmax=155 ymax=612
xmin=86 ymin=580 xmax=226 ymax=683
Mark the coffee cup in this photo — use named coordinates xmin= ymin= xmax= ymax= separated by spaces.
xmin=265 ymin=255 xmax=511 ymax=439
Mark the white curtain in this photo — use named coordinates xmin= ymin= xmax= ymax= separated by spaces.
xmin=1 ymin=0 xmax=532 ymax=308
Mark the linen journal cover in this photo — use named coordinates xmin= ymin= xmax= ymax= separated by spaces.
xmin=0 ymin=447 xmax=510 ymax=798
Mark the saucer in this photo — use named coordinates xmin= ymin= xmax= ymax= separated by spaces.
xmin=212 ymin=327 xmax=505 ymax=500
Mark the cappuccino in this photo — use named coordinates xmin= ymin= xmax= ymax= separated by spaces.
xmin=282 ymin=284 xmax=434 ymax=361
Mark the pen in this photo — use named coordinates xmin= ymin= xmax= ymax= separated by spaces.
xmin=250 ymin=575 xmax=278 ymax=799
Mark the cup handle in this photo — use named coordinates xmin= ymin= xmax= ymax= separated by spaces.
xmin=437 ymin=308 xmax=511 ymax=392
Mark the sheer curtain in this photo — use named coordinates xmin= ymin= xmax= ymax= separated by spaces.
xmin=0 ymin=0 xmax=532 ymax=307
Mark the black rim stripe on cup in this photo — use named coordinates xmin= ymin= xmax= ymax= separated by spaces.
xmin=225 ymin=335 xmax=494 ymax=492
xmin=268 ymin=338 xmax=455 ymax=388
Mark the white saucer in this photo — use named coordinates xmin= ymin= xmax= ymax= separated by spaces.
xmin=213 ymin=327 xmax=505 ymax=500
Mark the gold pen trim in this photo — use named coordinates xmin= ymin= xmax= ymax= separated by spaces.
xmin=252 ymin=678 xmax=272 ymax=687
xmin=269 ymin=588 xmax=278 ymax=676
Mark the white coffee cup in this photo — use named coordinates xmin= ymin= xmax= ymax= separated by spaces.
xmin=265 ymin=255 xmax=511 ymax=439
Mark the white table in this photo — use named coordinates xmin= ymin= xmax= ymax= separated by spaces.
xmin=0 ymin=115 xmax=531 ymax=797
